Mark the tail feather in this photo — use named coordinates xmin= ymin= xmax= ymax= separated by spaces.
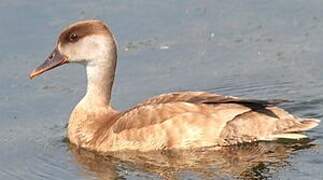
xmin=284 ymin=118 xmax=320 ymax=133
xmin=267 ymin=118 xmax=320 ymax=140
xmin=261 ymin=118 xmax=320 ymax=141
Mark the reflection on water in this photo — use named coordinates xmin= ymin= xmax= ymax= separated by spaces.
xmin=69 ymin=140 xmax=316 ymax=179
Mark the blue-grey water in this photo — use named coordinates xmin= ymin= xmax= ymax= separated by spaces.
xmin=1 ymin=0 xmax=323 ymax=179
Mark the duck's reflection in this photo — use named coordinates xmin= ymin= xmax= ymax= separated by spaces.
xmin=68 ymin=140 xmax=316 ymax=179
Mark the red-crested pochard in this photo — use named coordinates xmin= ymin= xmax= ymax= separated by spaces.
xmin=30 ymin=20 xmax=320 ymax=152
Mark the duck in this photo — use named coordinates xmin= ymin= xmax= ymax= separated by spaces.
xmin=30 ymin=19 xmax=320 ymax=152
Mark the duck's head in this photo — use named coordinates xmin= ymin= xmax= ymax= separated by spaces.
xmin=30 ymin=19 xmax=116 ymax=79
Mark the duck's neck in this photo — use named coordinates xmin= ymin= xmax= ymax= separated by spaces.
xmin=82 ymin=47 xmax=117 ymax=109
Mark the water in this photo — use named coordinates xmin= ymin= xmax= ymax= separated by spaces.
xmin=0 ymin=0 xmax=323 ymax=179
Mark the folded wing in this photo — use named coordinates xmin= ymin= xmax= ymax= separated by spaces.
xmin=107 ymin=91 xmax=319 ymax=150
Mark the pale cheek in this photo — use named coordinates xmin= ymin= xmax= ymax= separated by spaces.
xmin=58 ymin=43 xmax=73 ymax=59
xmin=57 ymin=43 xmax=65 ymax=55
xmin=58 ymin=35 xmax=110 ymax=63
xmin=85 ymin=39 xmax=104 ymax=57
xmin=61 ymin=44 xmax=88 ymax=62
xmin=91 ymin=41 xmax=100 ymax=49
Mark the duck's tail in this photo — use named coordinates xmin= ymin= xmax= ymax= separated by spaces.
xmin=271 ymin=118 xmax=320 ymax=140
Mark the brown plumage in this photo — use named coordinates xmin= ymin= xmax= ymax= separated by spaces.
xmin=30 ymin=20 xmax=320 ymax=152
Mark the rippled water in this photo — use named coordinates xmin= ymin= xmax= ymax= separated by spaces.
xmin=1 ymin=0 xmax=323 ymax=179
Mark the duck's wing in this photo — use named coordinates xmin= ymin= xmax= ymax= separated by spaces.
xmin=111 ymin=91 xmax=300 ymax=133
xmin=107 ymin=91 xmax=319 ymax=149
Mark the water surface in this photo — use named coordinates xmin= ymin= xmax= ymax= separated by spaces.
xmin=0 ymin=0 xmax=323 ymax=179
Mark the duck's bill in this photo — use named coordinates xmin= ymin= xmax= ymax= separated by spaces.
xmin=30 ymin=48 xmax=68 ymax=79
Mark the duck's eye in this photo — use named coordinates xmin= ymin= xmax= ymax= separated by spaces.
xmin=69 ymin=33 xmax=79 ymax=42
